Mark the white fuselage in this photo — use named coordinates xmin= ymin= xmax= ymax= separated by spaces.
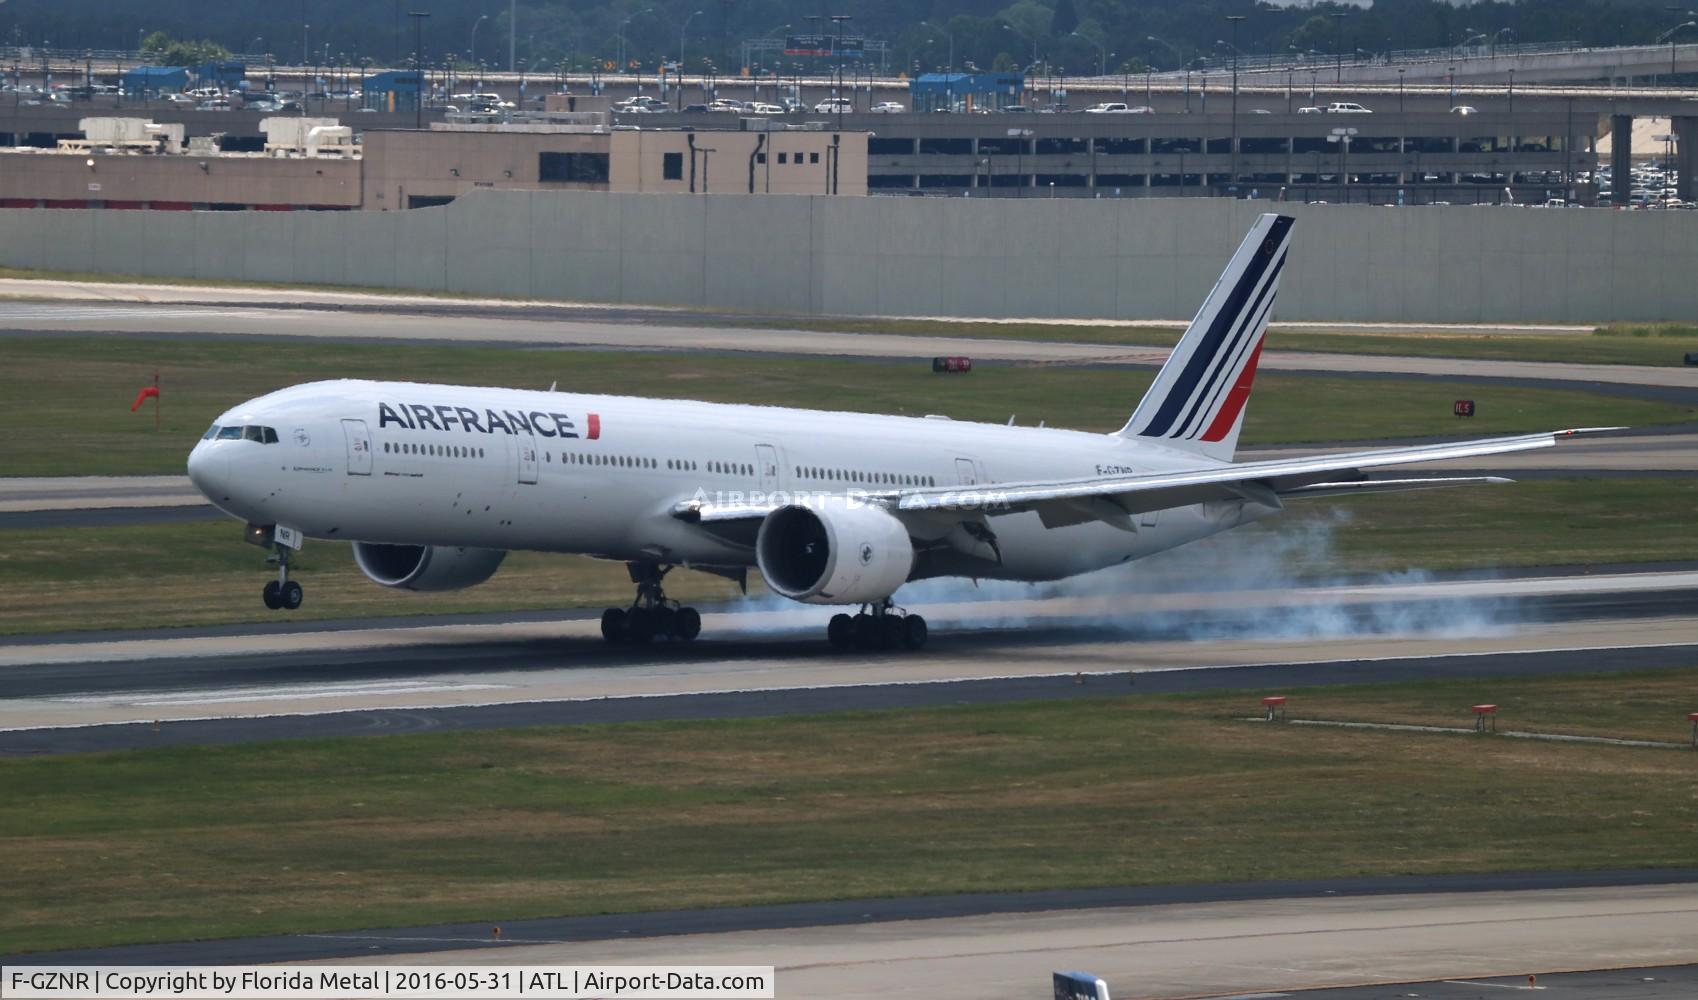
xmin=187 ymin=379 xmax=1271 ymax=586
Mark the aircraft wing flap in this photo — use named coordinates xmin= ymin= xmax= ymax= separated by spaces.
xmin=896 ymin=428 xmax=1614 ymax=516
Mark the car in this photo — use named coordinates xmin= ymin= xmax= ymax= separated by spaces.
xmin=870 ymin=101 xmax=905 ymax=113
xmin=814 ymin=98 xmax=853 ymax=113
xmin=1450 ymin=105 xmax=1479 ymax=115
xmin=1249 ymin=108 xmax=1272 ymax=114
xmin=195 ymin=99 xmax=231 ymax=111
xmin=165 ymin=93 xmax=196 ymax=105
xmin=1297 ymin=105 xmax=1323 ymax=114
xmin=782 ymin=98 xmax=805 ymax=113
xmin=682 ymin=103 xmax=710 ymax=113
xmin=708 ymin=99 xmax=745 ymax=113
xmin=748 ymin=102 xmax=785 ymax=114
xmin=1000 ymin=104 xmax=1031 ymax=113
xmin=1084 ymin=102 xmax=1131 ymax=113
xmin=1324 ymin=101 xmax=1372 ymax=113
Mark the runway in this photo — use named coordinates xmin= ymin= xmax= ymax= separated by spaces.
xmin=3 ymin=569 xmax=1696 ymax=754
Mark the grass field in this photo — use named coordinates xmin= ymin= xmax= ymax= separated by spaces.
xmin=3 ymin=670 xmax=1694 ymax=954
xmin=2 ymin=336 xmax=1691 ymax=477
xmin=2 ymin=477 xmax=1692 ymax=635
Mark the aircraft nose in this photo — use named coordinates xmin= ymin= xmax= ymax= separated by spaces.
xmin=186 ymin=441 xmax=228 ymax=501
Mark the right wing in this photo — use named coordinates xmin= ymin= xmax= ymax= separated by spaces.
xmin=896 ymin=428 xmax=1617 ymax=526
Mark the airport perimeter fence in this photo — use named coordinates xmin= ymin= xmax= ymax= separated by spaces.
xmin=1 ymin=192 xmax=1695 ymax=324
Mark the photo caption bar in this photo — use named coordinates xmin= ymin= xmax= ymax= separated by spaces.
xmin=1 ymin=966 xmax=775 ymax=999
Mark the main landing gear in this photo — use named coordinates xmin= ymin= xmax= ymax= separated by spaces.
xmin=261 ymin=540 xmax=304 ymax=611
xmin=827 ymin=600 xmax=928 ymax=652
xmin=601 ymin=563 xmax=701 ymax=644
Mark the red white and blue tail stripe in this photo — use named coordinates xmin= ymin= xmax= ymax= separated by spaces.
xmin=1117 ymin=213 xmax=1294 ymax=462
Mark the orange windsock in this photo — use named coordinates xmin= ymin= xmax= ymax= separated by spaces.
xmin=130 ymin=385 xmax=160 ymax=412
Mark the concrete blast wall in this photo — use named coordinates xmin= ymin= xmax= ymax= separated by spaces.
xmin=1 ymin=192 xmax=1693 ymax=323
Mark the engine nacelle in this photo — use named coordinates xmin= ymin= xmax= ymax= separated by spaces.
xmin=352 ymin=542 xmax=507 ymax=592
xmin=756 ymin=499 xmax=914 ymax=605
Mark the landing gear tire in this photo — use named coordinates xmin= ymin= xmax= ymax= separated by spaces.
xmin=827 ymin=613 xmax=854 ymax=650
xmin=601 ymin=564 xmax=702 ymax=645
xmin=262 ymin=580 xmax=283 ymax=610
xmin=901 ymin=614 xmax=928 ymax=651
xmin=834 ymin=601 xmax=927 ymax=653
xmin=852 ymin=613 xmax=883 ymax=650
xmin=673 ymin=606 xmax=702 ymax=642
xmin=600 ymin=607 xmax=627 ymax=643
xmin=625 ymin=608 xmax=655 ymax=644
xmin=882 ymin=615 xmax=906 ymax=649
xmin=281 ymin=580 xmax=304 ymax=610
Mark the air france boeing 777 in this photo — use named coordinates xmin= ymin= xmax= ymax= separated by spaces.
xmin=187 ymin=214 xmax=1594 ymax=650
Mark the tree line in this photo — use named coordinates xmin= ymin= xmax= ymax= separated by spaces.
xmin=3 ymin=0 xmax=1683 ymax=78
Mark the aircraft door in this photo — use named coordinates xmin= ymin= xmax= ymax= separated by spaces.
xmin=517 ymin=429 xmax=539 ymax=485
xmin=341 ymin=419 xmax=372 ymax=476
xmin=755 ymin=444 xmax=780 ymax=493
xmin=954 ymin=457 xmax=979 ymax=486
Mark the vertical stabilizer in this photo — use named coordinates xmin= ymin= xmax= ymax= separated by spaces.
xmin=1116 ymin=213 xmax=1295 ymax=462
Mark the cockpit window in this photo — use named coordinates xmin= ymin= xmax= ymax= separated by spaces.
xmin=215 ymin=425 xmax=279 ymax=443
xmin=202 ymin=425 xmax=220 ymax=440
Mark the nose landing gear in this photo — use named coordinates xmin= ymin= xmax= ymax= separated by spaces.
xmin=601 ymin=563 xmax=701 ymax=644
xmin=259 ymin=532 xmax=304 ymax=611
xmin=828 ymin=599 xmax=927 ymax=652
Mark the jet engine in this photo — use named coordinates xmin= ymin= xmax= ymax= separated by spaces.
xmin=352 ymin=542 xmax=507 ymax=591
xmin=756 ymin=499 xmax=914 ymax=605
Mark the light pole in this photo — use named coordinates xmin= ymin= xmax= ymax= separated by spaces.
xmin=508 ymin=0 xmax=516 ymax=72
xmin=756 ymin=23 xmax=789 ymax=82
xmin=677 ymin=8 xmax=703 ymax=109
xmin=1069 ymin=31 xmax=1107 ymax=77
xmin=1331 ymin=11 xmax=1347 ymax=83
xmin=1491 ymin=26 xmax=1515 ymax=58
xmin=1225 ymin=15 xmax=1244 ymax=191
xmin=469 ymin=15 xmax=487 ymax=67
xmin=1002 ymin=21 xmax=1038 ymax=69
xmin=408 ymin=10 xmax=429 ymax=130
xmin=616 ymin=8 xmax=653 ymax=77
xmin=1659 ymin=14 xmax=1697 ymax=77
xmin=918 ymin=20 xmax=953 ymax=72
xmin=828 ymin=13 xmax=849 ymax=121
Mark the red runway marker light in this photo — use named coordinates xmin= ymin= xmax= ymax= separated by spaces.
xmin=1472 ymin=704 xmax=1498 ymax=733
xmin=1261 ymin=695 xmax=1287 ymax=722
